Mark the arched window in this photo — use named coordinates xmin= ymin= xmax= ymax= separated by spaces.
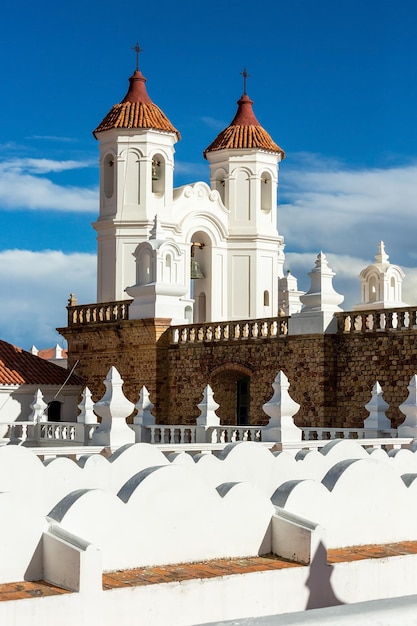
xmin=390 ymin=276 xmax=396 ymax=301
xmin=165 ymin=254 xmax=172 ymax=282
xmin=369 ymin=276 xmax=377 ymax=303
xmin=263 ymin=290 xmax=270 ymax=307
xmin=138 ymin=250 xmax=152 ymax=285
xmin=184 ymin=306 xmax=193 ymax=322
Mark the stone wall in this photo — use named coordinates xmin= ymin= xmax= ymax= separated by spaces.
xmin=60 ymin=318 xmax=417 ymax=428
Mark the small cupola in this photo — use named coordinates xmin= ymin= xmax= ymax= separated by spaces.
xmin=353 ymin=241 xmax=407 ymax=310
xmin=203 ymin=69 xmax=284 ymax=158
xmin=93 ymin=54 xmax=180 ymax=141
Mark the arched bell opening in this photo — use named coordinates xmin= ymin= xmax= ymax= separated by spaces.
xmin=103 ymin=153 xmax=115 ymax=199
xmin=190 ymin=231 xmax=212 ymax=323
xmin=151 ymin=153 xmax=165 ymax=195
xmin=260 ymin=170 xmax=272 ymax=213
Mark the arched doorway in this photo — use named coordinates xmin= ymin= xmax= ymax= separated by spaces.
xmin=210 ymin=365 xmax=252 ymax=425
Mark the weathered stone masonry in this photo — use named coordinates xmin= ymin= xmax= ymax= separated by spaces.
xmin=59 ymin=315 xmax=417 ymax=429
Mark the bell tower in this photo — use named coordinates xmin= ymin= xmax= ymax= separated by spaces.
xmin=204 ymin=70 xmax=286 ymax=319
xmin=92 ymin=46 xmax=180 ymax=303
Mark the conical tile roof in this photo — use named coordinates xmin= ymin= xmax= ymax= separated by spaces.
xmin=204 ymin=94 xmax=284 ymax=158
xmin=93 ymin=70 xmax=180 ymax=140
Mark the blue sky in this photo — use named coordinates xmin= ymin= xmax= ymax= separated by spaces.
xmin=1 ymin=0 xmax=416 ymax=349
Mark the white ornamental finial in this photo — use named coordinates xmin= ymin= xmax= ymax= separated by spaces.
xmin=134 ymin=386 xmax=155 ymax=426
xmin=91 ymin=367 xmax=135 ymax=447
xmin=77 ymin=387 xmax=97 ymax=425
xmin=364 ymin=381 xmax=391 ymax=436
xmin=375 ymin=241 xmax=389 ymax=264
xmin=29 ymin=389 xmax=48 ymax=423
xmin=196 ymin=385 xmax=220 ymax=427
xmin=262 ymin=371 xmax=301 ymax=444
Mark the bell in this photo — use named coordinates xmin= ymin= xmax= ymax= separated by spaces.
xmin=190 ymin=259 xmax=205 ymax=279
xmin=152 ymin=165 xmax=159 ymax=181
xmin=152 ymin=159 xmax=160 ymax=181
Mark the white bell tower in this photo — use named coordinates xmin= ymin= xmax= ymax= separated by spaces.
xmin=204 ymin=72 xmax=286 ymax=320
xmin=92 ymin=51 xmax=180 ymax=303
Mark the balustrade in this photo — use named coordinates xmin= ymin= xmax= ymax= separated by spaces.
xmin=337 ymin=307 xmax=417 ymax=334
xmin=68 ymin=300 xmax=131 ymax=326
xmin=171 ymin=316 xmax=289 ymax=345
xmin=148 ymin=425 xmax=196 ymax=445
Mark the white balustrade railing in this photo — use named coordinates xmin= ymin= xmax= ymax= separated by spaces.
xmin=171 ymin=316 xmax=289 ymax=345
xmin=302 ymin=427 xmax=398 ymax=441
xmin=148 ymin=425 xmax=197 ymax=445
xmin=0 ymin=421 xmax=96 ymax=446
xmin=68 ymin=299 xmax=131 ymax=326
xmin=0 ymin=422 xmax=35 ymax=444
xmin=336 ymin=307 xmax=417 ymax=334
xmin=211 ymin=426 xmax=262 ymax=444
xmin=38 ymin=422 xmax=94 ymax=444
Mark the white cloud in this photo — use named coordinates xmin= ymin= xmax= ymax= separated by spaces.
xmin=0 ymin=158 xmax=95 ymax=174
xmin=0 ymin=157 xmax=98 ymax=212
xmin=0 ymin=250 xmax=96 ymax=349
xmin=0 ymin=170 xmax=97 ymax=212
xmin=279 ymin=158 xmax=417 ymax=281
xmin=284 ymin=251 xmax=417 ymax=311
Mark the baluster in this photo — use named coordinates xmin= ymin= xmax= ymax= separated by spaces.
xmin=386 ymin=311 xmax=394 ymax=329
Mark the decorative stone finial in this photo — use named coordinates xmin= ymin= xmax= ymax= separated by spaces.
xmin=77 ymin=387 xmax=97 ymax=425
xmin=375 ymin=241 xmax=389 ymax=264
xmin=68 ymin=293 xmax=77 ymax=306
xmin=288 ymin=253 xmax=344 ymax=334
xmin=262 ymin=371 xmax=301 ymax=443
xmin=134 ymin=386 xmax=155 ymax=426
xmin=91 ymin=367 xmax=135 ymax=447
xmin=364 ymin=381 xmax=391 ymax=436
xmin=196 ymin=385 xmax=220 ymax=427
xmin=29 ymin=389 xmax=48 ymax=423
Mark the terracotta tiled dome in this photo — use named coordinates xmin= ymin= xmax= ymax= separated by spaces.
xmin=93 ymin=70 xmax=180 ymax=140
xmin=204 ymin=94 xmax=284 ymax=158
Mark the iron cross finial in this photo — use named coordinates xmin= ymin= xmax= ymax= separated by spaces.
xmin=241 ymin=67 xmax=250 ymax=95
xmin=132 ymin=41 xmax=144 ymax=71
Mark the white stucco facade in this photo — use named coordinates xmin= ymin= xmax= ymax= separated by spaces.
xmin=93 ymin=70 xmax=286 ymax=324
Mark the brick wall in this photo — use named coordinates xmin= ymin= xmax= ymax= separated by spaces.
xmin=60 ymin=319 xmax=417 ymax=428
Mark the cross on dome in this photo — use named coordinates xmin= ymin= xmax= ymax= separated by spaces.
xmin=132 ymin=41 xmax=144 ymax=71
xmin=240 ymin=67 xmax=251 ymax=95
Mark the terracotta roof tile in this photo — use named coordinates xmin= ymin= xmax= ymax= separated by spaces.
xmin=0 ymin=340 xmax=83 ymax=386
xmin=204 ymin=94 xmax=284 ymax=158
xmin=93 ymin=70 xmax=180 ymax=140
xmin=37 ymin=347 xmax=68 ymax=360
